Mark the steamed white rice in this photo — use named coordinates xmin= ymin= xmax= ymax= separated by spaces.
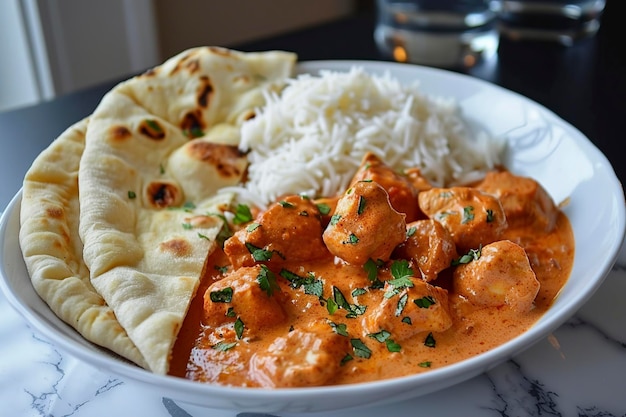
xmin=222 ymin=66 xmax=504 ymax=208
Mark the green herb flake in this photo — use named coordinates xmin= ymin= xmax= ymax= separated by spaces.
xmin=257 ymin=265 xmax=280 ymax=297
xmin=340 ymin=354 xmax=354 ymax=366
xmin=212 ymin=341 xmax=237 ymax=351
xmin=385 ymin=260 xmax=415 ymax=297
xmin=352 ymin=288 xmax=367 ymax=297
xmin=330 ymin=214 xmax=342 ymax=226
xmin=357 ymin=195 xmax=366 ymax=215
xmin=209 ymin=287 xmax=233 ymax=303
xmin=328 ymin=321 xmax=349 ymax=337
xmin=406 ymin=226 xmax=417 ymax=238
xmin=414 ymin=295 xmax=436 ymax=309
xmin=234 ymin=317 xmax=245 ymax=339
xmin=145 ymin=119 xmax=164 ymax=134
xmin=182 ymin=201 xmax=196 ymax=211
xmin=128 ymin=191 xmax=137 ymax=199
xmin=245 ymin=242 xmax=274 ymax=262
xmin=462 ymin=206 xmax=475 ymax=224
xmin=451 ymin=245 xmax=482 ymax=266
xmin=486 ymin=208 xmax=494 ymax=223
xmin=233 ymin=204 xmax=253 ymax=225
xmin=197 ymin=232 xmax=210 ymax=240
xmin=363 ymin=258 xmax=379 ymax=282
xmin=424 ymin=332 xmax=436 ymax=348
xmin=184 ymin=126 xmax=204 ymax=138
xmin=246 ymin=222 xmax=261 ymax=233
xmin=278 ymin=200 xmax=295 ymax=208
xmin=418 ymin=361 xmax=432 ymax=368
xmin=182 ymin=222 xmax=193 ymax=230
xmin=225 ymin=307 xmax=236 ymax=317
xmin=316 ymin=203 xmax=331 ymax=215
xmin=385 ymin=339 xmax=402 ymax=352
xmin=351 ymin=338 xmax=372 ymax=359
xmin=368 ymin=330 xmax=391 ymax=343
xmin=215 ymin=265 xmax=228 ymax=274
xmin=395 ymin=293 xmax=408 ymax=316
xmin=344 ymin=233 xmax=359 ymax=245
xmin=326 ymin=297 xmax=338 ymax=315
xmin=280 ymin=270 xmax=323 ymax=298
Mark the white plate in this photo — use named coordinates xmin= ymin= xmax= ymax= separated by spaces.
xmin=1 ymin=60 xmax=625 ymax=414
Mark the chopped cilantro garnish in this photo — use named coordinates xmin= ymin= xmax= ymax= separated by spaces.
xmin=414 ymin=295 xmax=436 ymax=308
xmin=452 ymin=245 xmax=482 ymax=266
xmin=212 ymin=341 xmax=237 ymax=351
xmin=234 ymin=317 xmax=245 ymax=339
xmin=357 ymin=195 xmax=366 ymax=215
xmin=209 ymin=287 xmax=233 ymax=303
xmin=328 ymin=321 xmax=349 ymax=337
xmin=257 ymin=265 xmax=279 ymax=296
xmin=385 ymin=339 xmax=401 ymax=352
xmin=232 ymin=204 xmax=253 ymax=225
xmin=462 ymin=206 xmax=475 ymax=224
xmin=486 ymin=208 xmax=494 ymax=223
xmin=395 ymin=293 xmax=408 ymax=316
xmin=316 ymin=203 xmax=331 ymax=215
xmin=245 ymin=242 xmax=274 ymax=261
xmin=351 ymin=338 xmax=372 ymax=359
xmin=330 ymin=214 xmax=342 ymax=225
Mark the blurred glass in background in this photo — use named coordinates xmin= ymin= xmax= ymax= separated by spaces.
xmin=374 ymin=0 xmax=501 ymax=69
xmin=374 ymin=0 xmax=606 ymax=69
xmin=498 ymin=0 xmax=606 ymax=46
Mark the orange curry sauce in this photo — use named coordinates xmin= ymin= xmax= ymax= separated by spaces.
xmin=169 ymin=155 xmax=575 ymax=388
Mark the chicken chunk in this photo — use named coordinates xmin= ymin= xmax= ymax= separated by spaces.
xmin=404 ymin=167 xmax=434 ymax=193
xmin=248 ymin=320 xmax=352 ymax=387
xmin=476 ymin=170 xmax=559 ymax=232
xmin=203 ymin=265 xmax=287 ymax=331
xmin=363 ymin=279 xmax=453 ymax=341
xmin=224 ymin=194 xmax=327 ymax=269
xmin=393 ymin=219 xmax=458 ymax=282
xmin=418 ymin=187 xmax=507 ymax=252
xmin=350 ymin=152 xmax=421 ymax=222
xmin=452 ymin=240 xmax=540 ymax=313
xmin=323 ymin=181 xmax=407 ymax=265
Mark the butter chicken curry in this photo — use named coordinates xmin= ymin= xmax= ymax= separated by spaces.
xmin=169 ymin=152 xmax=574 ymax=388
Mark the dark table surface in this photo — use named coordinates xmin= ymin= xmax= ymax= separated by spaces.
xmin=1 ymin=4 xmax=624 ymax=210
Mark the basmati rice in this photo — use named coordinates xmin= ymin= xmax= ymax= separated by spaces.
xmin=221 ymin=66 xmax=504 ymax=208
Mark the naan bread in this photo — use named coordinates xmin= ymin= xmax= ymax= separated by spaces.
xmin=19 ymin=118 xmax=148 ymax=368
xmin=77 ymin=47 xmax=296 ymax=373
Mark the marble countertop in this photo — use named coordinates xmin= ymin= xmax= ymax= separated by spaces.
xmin=1 ymin=237 xmax=625 ymax=417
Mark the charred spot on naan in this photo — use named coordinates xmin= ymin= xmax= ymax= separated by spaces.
xmin=146 ymin=181 xmax=184 ymax=208
xmin=110 ymin=125 xmax=133 ymax=142
xmin=181 ymin=110 xmax=206 ymax=138
xmin=160 ymin=238 xmax=194 ymax=258
xmin=186 ymin=141 xmax=247 ymax=180
xmin=186 ymin=214 xmax=223 ymax=229
xmin=139 ymin=119 xmax=166 ymax=140
xmin=197 ymin=76 xmax=214 ymax=108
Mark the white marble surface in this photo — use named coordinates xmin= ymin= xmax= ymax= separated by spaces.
xmin=1 ymin=241 xmax=625 ymax=417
